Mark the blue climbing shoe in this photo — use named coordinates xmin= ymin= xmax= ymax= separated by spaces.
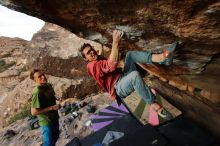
xmin=160 ymin=41 xmax=179 ymax=66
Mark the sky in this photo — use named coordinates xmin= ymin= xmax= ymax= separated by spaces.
xmin=0 ymin=5 xmax=45 ymax=41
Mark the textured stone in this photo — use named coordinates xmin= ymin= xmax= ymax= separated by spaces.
xmin=169 ymin=80 xmax=187 ymax=91
xmin=0 ymin=0 xmax=220 ymax=73
xmin=187 ymin=85 xmax=195 ymax=93
xmin=0 ymin=70 xmax=19 ymax=78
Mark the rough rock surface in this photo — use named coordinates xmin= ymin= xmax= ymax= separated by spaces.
xmin=0 ymin=0 xmax=219 ymax=73
xmin=0 ymin=37 xmax=29 ymax=104
xmin=27 ymin=23 xmax=109 ymax=79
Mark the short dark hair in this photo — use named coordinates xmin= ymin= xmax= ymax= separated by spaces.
xmin=79 ymin=43 xmax=93 ymax=58
xmin=30 ymin=69 xmax=40 ymax=80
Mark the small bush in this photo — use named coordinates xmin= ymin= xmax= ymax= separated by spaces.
xmin=0 ymin=60 xmax=5 ymax=66
xmin=7 ymin=102 xmax=31 ymax=125
xmin=0 ymin=60 xmax=16 ymax=73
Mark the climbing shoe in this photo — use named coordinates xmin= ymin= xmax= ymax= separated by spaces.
xmin=159 ymin=41 xmax=179 ymax=66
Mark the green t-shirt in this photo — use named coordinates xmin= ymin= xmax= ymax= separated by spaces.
xmin=31 ymin=83 xmax=59 ymax=126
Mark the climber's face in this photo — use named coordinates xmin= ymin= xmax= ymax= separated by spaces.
xmin=83 ymin=46 xmax=98 ymax=62
xmin=33 ymin=71 xmax=47 ymax=85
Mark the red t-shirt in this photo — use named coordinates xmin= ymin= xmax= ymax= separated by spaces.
xmin=87 ymin=56 xmax=122 ymax=100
